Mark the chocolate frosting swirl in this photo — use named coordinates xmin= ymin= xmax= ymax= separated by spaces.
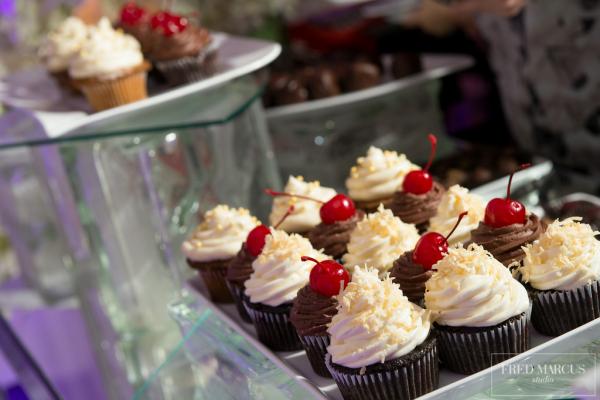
xmin=470 ymin=213 xmax=545 ymax=267
xmin=390 ymin=181 xmax=445 ymax=227
xmin=225 ymin=243 xmax=255 ymax=287
xmin=148 ymin=26 xmax=212 ymax=62
xmin=290 ymin=285 xmax=338 ymax=336
xmin=389 ymin=251 xmax=432 ymax=303
xmin=307 ymin=211 xmax=364 ymax=259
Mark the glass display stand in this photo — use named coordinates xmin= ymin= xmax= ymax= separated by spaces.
xmin=0 ymin=76 xmax=281 ymax=399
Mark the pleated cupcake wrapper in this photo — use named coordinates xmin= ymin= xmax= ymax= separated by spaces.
xmin=242 ymin=299 xmax=303 ymax=351
xmin=325 ymin=342 xmax=438 ymax=400
xmin=436 ymin=312 xmax=529 ymax=375
xmin=530 ymin=280 xmax=600 ymax=336
xmin=76 ymin=70 xmax=149 ymax=111
xmin=225 ymin=280 xmax=251 ymax=323
xmin=299 ymin=334 xmax=331 ymax=378
xmin=198 ymin=264 xmax=233 ymax=303
xmin=155 ymin=49 xmax=218 ymax=86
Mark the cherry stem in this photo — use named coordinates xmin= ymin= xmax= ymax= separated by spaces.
xmin=264 ymin=188 xmax=325 ymax=204
xmin=506 ymin=163 xmax=531 ymax=200
xmin=274 ymin=205 xmax=295 ymax=229
xmin=445 ymin=211 xmax=468 ymax=242
xmin=300 ymin=256 xmax=319 ymax=264
xmin=423 ymin=134 xmax=438 ymax=172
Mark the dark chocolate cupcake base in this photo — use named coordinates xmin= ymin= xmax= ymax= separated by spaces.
xmin=155 ymin=49 xmax=218 ymax=86
xmin=242 ymin=294 xmax=302 ymax=351
xmin=187 ymin=258 xmax=233 ymax=303
xmin=528 ymin=280 xmax=600 ymax=336
xmin=326 ymin=335 xmax=438 ymax=400
xmin=435 ymin=312 xmax=529 ymax=375
xmin=226 ymin=280 xmax=252 ymax=323
xmin=299 ymin=334 xmax=331 ymax=378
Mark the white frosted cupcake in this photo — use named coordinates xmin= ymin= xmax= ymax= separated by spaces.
xmin=268 ymin=175 xmax=336 ymax=234
xmin=69 ymin=18 xmax=150 ymax=111
xmin=520 ymin=217 xmax=600 ymax=336
xmin=343 ymin=205 xmax=419 ymax=276
xmin=182 ymin=205 xmax=259 ymax=302
xmin=428 ymin=184 xmax=486 ymax=245
xmin=325 ymin=267 xmax=438 ymax=400
xmin=425 ymin=244 xmax=530 ymax=374
xmin=345 ymin=146 xmax=419 ymax=212
xmin=243 ymin=230 xmax=327 ymax=351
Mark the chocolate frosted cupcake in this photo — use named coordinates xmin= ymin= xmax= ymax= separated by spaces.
xmin=520 ymin=217 xmax=600 ymax=336
xmin=182 ymin=205 xmax=258 ymax=303
xmin=326 ymin=267 xmax=438 ymax=400
xmin=390 ymin=251 xmax=432 ymax=305
xmin=346 ymin=147 xmax=419 ymax=213
xmin=225 ymin=243 xmax=256 ymax=322
xmin=425 ymin=244 xmax=530 ymax=374
xmin=390 ymin=181 xmax=445 ymax=231
xmin=308 ymin=210 xmax=364 ymax=260
xmin=117 ymin=2 xmax=153 ymax=55
xmin=470 ymin=214 xmax=544 ymax=267
xmin=244 ymin=231 xmax=327 ymax=351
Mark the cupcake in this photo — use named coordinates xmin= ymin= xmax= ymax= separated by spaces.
xmin=326 ymin=267 xmax=438 ymax=400
xmin=69 ymin=18 xmax=150 ymax=111
xmin=390 ymin=134 xmax=445 ymax=231
xmin=146 ymin=11 xmax=216 ymax=85
xmin=343 ymin=205 xmax=419 ymax=277
xmin=425 ymin=244 xmax=530 ymax=374
xmin=391 ymin=212 xmax=470 ymax=305
xmin=520 ymin=217 xmax=600 ymax=336
xmin=182 ymin=205 xmax=259 ymax=303
xmin=428 ymin=184 xmax=485 ymax=246
xmin=225 ymin=242 xmax=256 ymax=322
xmin=243 ymin=231 xmax=327 ymax=351
xmin=117 ymin=2 xmax=153 ymax=55
xmin=268 ymin=176 xmax=336 ymax=236
xmin=290 ymin=258 xmax=350 ymax=377
xmin=470 ymin=167 xmax=544 ymax=267
xmin=346 ymin=147 xmax=419 ymax=213
xmin=38 ymin=17 xmax=89 ymax=91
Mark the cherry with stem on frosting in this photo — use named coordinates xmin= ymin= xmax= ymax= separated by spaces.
xmin=302 ymin=256 xmax=350 ymax=297
xmin=264 ymin=189 xmax=356 ymax=225
xmin=484 ymin=164 xmax=531 ymax=228
xmin=402 ymin=134 xmax=438 ymax=195
xmin=412 ymin=211 xmax=469 ymax=270
xmin=246 ymin=205 xmax=295 ymax=257
xmin=120 ymin=2 xmax=147 ymax=26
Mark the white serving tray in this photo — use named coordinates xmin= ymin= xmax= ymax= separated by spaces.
xmin=265 ymin=54 xmax=473 ymax=120
xmin=0 ymin=33 xmax=281 ymax=139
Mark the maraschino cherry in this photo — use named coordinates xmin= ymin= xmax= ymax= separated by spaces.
xmin=120 ymin=2 xmax=147 ymax=26
xmin=412 ymin=211 xmax=469 ymax=269
xmin=264 ymin=189 xmax=356 ymax=225
xmin=402 ymin=134 xmax=438 ymax=195
xmin=484 ymin=164 xmax=530 ymax=228
xmin=301 ymin=256 xmax=350 ymax=297
xmin=246 ymin=205 xmax=295 ymax=257
xmin=150 ymin=11 xmax=188 ymax=36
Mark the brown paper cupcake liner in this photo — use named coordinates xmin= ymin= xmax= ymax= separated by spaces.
xmin=73 ymin=62 xmax=150 ymax=111
xmin=435 ymin=312 xmax=529 ymax=375
xmin=155 ymin=49 xmax=218 ymax=86
xmin=529 ymin=280 xmax=600 ymax=336
xmin=225 ymin=280 xmax=251 ymax=323
xmin=299 ymin=334 xmax=331 ymax=378
xmin=242 ymin=294 xmax=302 ymax=351
xmin=187 ymin=258 xmax=233 ymax=303
xmin=326 ymin=335 xmax=438 ymax=400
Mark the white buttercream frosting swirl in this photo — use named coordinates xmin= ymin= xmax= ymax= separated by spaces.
xmin=425 ymin=244 xmax=529 ymax=327
xmin=245 ymin=230 xmax=327 ymax=306
xmin=428 ymin=185 xmax=486 ymax=245
xmin=520 ymin=217 xmax=600 ymax=291
xmin=345 ymin=147 xmax=419 ymax=202
xmin=343 ymin=205 xmax=419 ymax=276
xmin=327 ymin=267 xmax=431 ymax=368
xmin=268 ymin=176 xmax=336 ymax=233
xmin=181 ymin=205 xmax=258 ymax=262
xmin=39 ymin=17 xmax=89 ymax=72
xmin=69 ymin=18 xmax=144 ymax=80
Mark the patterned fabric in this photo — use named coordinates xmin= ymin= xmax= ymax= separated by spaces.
xmin=477 ymin=1 xmax=600 ymax=175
